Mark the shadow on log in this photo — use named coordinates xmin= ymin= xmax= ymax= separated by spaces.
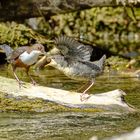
xmin=0 ymin=76 xmax=135 ymax=112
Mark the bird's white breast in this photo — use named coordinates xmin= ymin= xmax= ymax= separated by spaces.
xmin=19 ymin=51 xmax=41 ymax=65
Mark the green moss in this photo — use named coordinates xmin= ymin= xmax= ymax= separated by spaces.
xmin=38 ymin=7 xmax=139 ymax=55
xmin=0 ymin=7 xmax=140 ymax=55
xmin=0 ymin=92 xmax=103 ymax=113
xmin=106 ymin=56 xmax=129 ymax=71
xmin=0 ymin=22 xmax=52 ymax=48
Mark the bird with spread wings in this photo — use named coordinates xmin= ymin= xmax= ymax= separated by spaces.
xmin=36 ymin=36 xmax=106 ymax=101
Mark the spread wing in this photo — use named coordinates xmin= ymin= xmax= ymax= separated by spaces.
xmin=54 ymin=36 xmax=93 ymax=61
xmin=9 ymin=46 xmax=29 ymax=60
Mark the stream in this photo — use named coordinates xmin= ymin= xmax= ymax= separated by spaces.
xmin=0 ymin=65 xmax=140 ymax=140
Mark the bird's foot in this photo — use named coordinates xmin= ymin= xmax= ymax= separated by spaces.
xmin=31 ymin=80 xmax=37 ymax=86
xmin=80 ymin=93 xmax=90 ymax=102
xmin=18 ymin=81 xmax=27 ymax=88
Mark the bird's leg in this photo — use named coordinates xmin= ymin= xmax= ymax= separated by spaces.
xmin=26 ymin=67 xmax=36 ymax=85
xmin=12 ymin=66 xmax=25 ymax=88
xmin=77 ymin=81 xmax=92 ymax=93
xmin=80 ymin=79 xmax=95 ymax=102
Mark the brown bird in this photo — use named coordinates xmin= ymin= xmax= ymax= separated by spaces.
xmin=0 ymin=44 xmax=46 ymax=87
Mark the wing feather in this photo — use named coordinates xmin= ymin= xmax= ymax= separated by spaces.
xmin=10 ymin=46 xmax=29 ymax=60
xmin=54 ymin=36 xmax=93 ymax=61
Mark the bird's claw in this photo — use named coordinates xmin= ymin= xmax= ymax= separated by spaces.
xmin=31 ymin=80 xmax=37 ymax=86
xmin=18 ymin=81 xmax=27 ymax=88
xmin=80 ymin=93 xmax=90 ymax=102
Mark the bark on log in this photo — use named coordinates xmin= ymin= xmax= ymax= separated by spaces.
xmin=0 ymin=76 xmax=134 ymax=112
xmin=0 ymin=0 xmax=140 ymax=21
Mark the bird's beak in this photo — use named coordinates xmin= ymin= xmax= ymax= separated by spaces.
xmin=44 ymin=52 xmax=51 ymax=57
xmin=43 ymin=52 xmax=47 ymax=55
xmin=35 ymin=55 xmax=51 ymax=70
xmin=40 ymin=51 xmax=47 ymax=55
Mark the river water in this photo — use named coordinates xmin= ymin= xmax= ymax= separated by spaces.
xmin=0 ymin=65 xmax=140 ymax=140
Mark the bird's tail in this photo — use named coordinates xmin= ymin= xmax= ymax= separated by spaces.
xmin=93 ymin=55 xmax=106 ymax=71
xmin=0 ymin=44 xmax=13 ymax=58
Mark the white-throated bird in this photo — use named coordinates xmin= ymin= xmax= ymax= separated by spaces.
xmin=0 ymin=43 xmax=46 ymax=87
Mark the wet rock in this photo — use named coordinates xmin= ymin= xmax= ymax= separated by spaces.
xmin=90 ymin=127 xmax=140 ymax=140
xmin=106 ymin=127 xmax=140 ymax=140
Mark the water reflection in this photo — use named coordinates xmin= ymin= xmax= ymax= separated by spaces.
xmin=0 ymin=112 xmax=140 ymax=140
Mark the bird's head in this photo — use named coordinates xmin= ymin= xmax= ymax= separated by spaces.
xmin=32 ymin=43 xmax=46 ymax=55
xmin=47 ymin=55 xmax=65 ymax=67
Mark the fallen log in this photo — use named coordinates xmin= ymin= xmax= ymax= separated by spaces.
xmin=0 ymin=76 xmax=134 ymax=112
xmin=0 ymin=0 xmax=140 ymax=21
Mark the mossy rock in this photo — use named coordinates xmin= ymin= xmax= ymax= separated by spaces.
xmin=0 ymin=22 xmax=52 ymax=48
